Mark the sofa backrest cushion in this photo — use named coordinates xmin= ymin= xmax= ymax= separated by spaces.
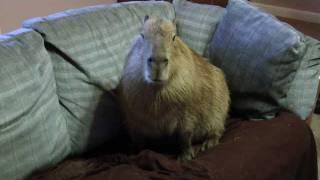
xmin=286 ymin=34 xmax=320 ymax=119
xmin=208 ymin=0 xmax=308 ymax=119
xmin=173 ymin=0 xmax=225 ymax=56
xmin=0 ymin=29 xmax=70 ymax=179
xmin=23 ymin=1 xmax=175 ymax=154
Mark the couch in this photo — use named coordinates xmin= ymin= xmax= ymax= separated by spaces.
xmin=0 ymin=0 xmax=319 ymax=179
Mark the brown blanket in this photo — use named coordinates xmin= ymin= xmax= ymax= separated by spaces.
xmin=29 ymin=112 xmax=317 ymax=180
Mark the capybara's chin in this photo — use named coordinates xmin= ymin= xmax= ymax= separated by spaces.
xmin=146 ymin=77 xmax=168 ymax=86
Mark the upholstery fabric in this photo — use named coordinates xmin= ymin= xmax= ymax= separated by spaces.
xmin=29 ymin=112 xmax=318 ymax=180
xmin=23 ymin=1 xmax=175 ymax=154
xmin=286 ymin=34 xmax=320 ymax=119
xmin=173 ymin=0 xmax=225 ymax=56
xmin=0 ymin=29 xmax=70 ymax=179
xmin=208 ymin=0 xmax=307 ymax=119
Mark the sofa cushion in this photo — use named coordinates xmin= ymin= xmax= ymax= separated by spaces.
xmin=173 ymin=0 xmax=225 ymax=56
xmin=23 ymin=1 xmax=175 ymax=154
xmin=208 ymin=0 xmax=307 ymax=119
xmin=28 ymin=112 xmax=317 ymax=180
xmin=0 ymin=29 xmax=70 ymax=179
xmin=286 ymin=34 xmax=320 ymax=119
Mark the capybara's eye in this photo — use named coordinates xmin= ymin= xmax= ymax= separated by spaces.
xmin=172 ymin=35 xmax=176 ymax=41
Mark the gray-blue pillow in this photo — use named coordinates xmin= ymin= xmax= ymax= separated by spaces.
xmin=208 ymin=0 xmax=307 ymax=119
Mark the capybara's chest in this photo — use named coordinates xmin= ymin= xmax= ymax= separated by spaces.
xmin=130 ymin=105 xmax=186 ymax=138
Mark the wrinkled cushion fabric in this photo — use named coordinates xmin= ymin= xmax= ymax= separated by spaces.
xmin=208 ymin=0 xmax=307 ymax=119
xmin=0 ymin=29 xmax=70 ymax=179
xmin=173 ymin=0 xmax=225 ymax=56
xmin=23 ymin=1 xmax=175 ymax=154
xmin=29 ymin=112 xmax=317 ymax=180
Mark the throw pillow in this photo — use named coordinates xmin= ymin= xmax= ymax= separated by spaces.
xmin=208 ymin=0 xmax=307 ymax=119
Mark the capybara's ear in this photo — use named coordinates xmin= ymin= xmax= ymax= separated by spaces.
xmin=172 ymin=18 xmax=177 ymax=33
xmin=172 ymin=18 xmax=177 ymax=27
xmin=144 ymin=15 xmax=150 ymax=23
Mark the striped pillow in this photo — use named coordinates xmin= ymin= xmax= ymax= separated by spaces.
xmin=23 ymin=1 xmax=175 ymax=154
xmin=173 ymin=0 xmax=225 ymax=56
xmin=286 ymin=35 xmax=320 ymax=119
xmin=0 ymin=29 xmax=70 ymax=179
xmin=208 ymin=0 xmax=307 ymax=119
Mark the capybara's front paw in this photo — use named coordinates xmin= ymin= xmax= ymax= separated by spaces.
xmin=178 ymin=147 xmax=195 ymax=161
xmin=200 ymin=138 xmax=219 ymax=152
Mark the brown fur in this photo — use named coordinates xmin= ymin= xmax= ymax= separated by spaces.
xmin=119 ymin=16 xmax=230 ymax=160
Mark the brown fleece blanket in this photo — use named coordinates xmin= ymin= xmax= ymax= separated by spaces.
xmin=29 ymin=112 xmax=318 ymax=180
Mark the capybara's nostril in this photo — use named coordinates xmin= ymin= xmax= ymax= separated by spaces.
xmin=163 ymin=58 xmax=169 ymax=65
xmin=148 ymin=57 xmax=154 ymax=63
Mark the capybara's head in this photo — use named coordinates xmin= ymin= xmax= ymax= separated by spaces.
xmin=140 ymin=16 xmax=176 ymax=85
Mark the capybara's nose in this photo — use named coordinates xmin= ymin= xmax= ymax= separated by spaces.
xmin=148 ymin=57 xmax=168 ymax=67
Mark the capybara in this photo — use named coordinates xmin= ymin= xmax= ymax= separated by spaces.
xmin=119 ymin=16 xmax=230 ymax=160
